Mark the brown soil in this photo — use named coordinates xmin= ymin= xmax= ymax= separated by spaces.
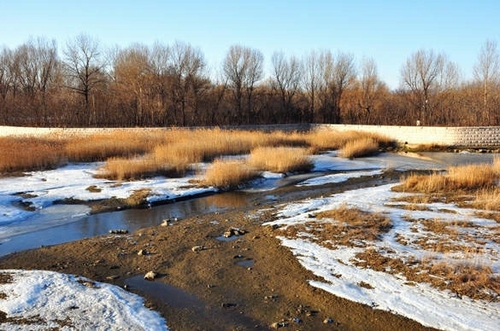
xmin=0 ymin=173 xmax=438 ymax=331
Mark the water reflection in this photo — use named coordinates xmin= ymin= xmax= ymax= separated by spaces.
xmin=0 ymin=191 xmax=252 ymax=257
xmin=419 ymin=152 xmax=500 ymax=166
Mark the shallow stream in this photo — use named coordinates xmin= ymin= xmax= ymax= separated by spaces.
xmin=0 ymin=152 xmax=496 ymax=257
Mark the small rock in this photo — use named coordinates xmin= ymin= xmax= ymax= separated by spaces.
xmin=81 ymin=281 xmax=96 ymax=288
xmin=106 ymin=275 xmax=120 ymax=280
xmin=137 ymin=249 xmax=148 ymax=256
xmin=270 ymin=321 xmax=288 ymax=328
xmin=191 ymin=245 xmax=205 ymax=252
xmin=144 ymin=271 xmax=157 ymax=281
xmin=323 ymin=317 xmax=334 ymax=324
xmin=109 ymin=229 xmax=128 ymax=234
xmin=221 ymin=302 xmax=236 ymax=308
xmin=160 ymin=219 xmax=170 ymax=226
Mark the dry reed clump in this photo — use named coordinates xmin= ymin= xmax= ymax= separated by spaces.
xmin=0 ymin=137 xmax=66 ymax=174
xmin=247 ymin=147 xmax=313 ymax=173
xmin=306 ymin=129 xmax=394 ymax=155
xmin=396 ymin=160 xmax=500 ymax=194
xmin=97 ymin=156 xmax=184 ymax=181
xmin=201 ymin=159 xmax=260 ymax=190
xmin=338 ymin=137 xmax=379 ymax=159
xmin=64 ymin=131 xmax=166 ymax=162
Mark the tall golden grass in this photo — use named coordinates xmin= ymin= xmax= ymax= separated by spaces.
xmin=338 ymin=137 xmax=379 ymax=159
xmin=247 ymin=147 xmax=313 ymax=173
xmin=306 ymin=129 xmax=393 ymax=153
xmin=0 ymin=137 xmax=66 ymax=173
xmin=202 ymin=159 xmax=259 ymax=189
xmin=398 ymin=161 xmax=500 ymax=193
xmin=0 ymin=127 xmax=395 ymax=178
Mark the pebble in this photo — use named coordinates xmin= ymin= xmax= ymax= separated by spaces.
xmin=144 ymin=271 xmax=157 ymax=280
xmin=109 ymin=229 xmax=128 ymax=234
xmin=323 ymin=317 xmax=334 ymax=324
xmin=191 ymin=245 xmax=205 ymax=252
xmin=270 ymin=321 xmax=288 ymax=328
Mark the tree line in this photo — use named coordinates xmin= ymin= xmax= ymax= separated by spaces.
xmin=0 ymin=35 xmax=499 ymax=127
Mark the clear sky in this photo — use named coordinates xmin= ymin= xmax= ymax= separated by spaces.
xmin=1 ymin=0 xmax=499 ymax=89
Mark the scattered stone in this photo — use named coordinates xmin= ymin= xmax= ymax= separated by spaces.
xmin=109 ymin=229 xmax=128 ymax=234
xmin=137 ymin=249 xmax=148 ymax=256
xmin=106 ymin=275 xmax=120 ymax=280
xmin=221 ymin=302 xmax=237 ymax=308
xmin=144 ymin=271 xmax=157 ymax=281
xmin=324 ymin=317 xmax=334 ymax=324
xmin=270 ymin=321 xmax=288 ymax=328
xmin=264 ymin=295 xmax=278 ymax=301
xmin=233 ymin=254 xmax=243 ymax=259
xmin=191 ymin=245 xmax=205 ymax=252
xmin=223 ymin=227 xmax=247 ymax=238
xmin=161 ymin=219 xmax=170 ymax=227
xmin=80 ymin=281 xmax=97 ymax=288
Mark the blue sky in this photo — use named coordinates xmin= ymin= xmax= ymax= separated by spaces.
xmin=1 ymin=0 xmax=499 ymax=88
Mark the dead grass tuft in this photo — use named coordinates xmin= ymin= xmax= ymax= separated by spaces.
xmin=202 ymin=159 xmax=260 ymax=190
xmin=338 ymin=137 xmax=379 ymax=159
xmin=247 ymin=147 xmax=313 ymax=173
xmin=279 ymin=205 xmax=393 ymax=248
xmin=396 ymin=162 xmax=500 ymax=194
xmin=354 ymin=249 xmax=500 ymax=301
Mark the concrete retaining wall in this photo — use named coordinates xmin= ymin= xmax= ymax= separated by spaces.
xmin=2 ymin=124 xmax=500 ymax=148
xmin=321 ymin=125 xmax=500 ymax=148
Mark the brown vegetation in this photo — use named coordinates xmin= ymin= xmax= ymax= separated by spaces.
xmin=395 ymin=160 xmax=500 ymax=193
xmin=247 ymin=147 xmax=313 ymax=173
xmin=1 ymin=128 xmax=394 ymax=180
xmin=201 ymin=159 xmax=259 ymax=190
xmin=280 ymin=205 xmax=392 ymax=249
xmin=338 ymin=137 xmax=379 ymax=159
xmin=1 ymin=37 xmax=499 ymax=128
xmin=354 ymin=249 xmax=500 ymax=302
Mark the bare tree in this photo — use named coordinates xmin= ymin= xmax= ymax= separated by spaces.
xmin=357 ymin=57 xmax=386 ymax=122
xmin=473 ymin=40 xmax=500 ymax=122
xmin=400 ymin=49 xmax=445 ymax=124
xmin=168 ymin=41 xmax=206 ymax=125
xmin=112 ymin=44 xmax=151 ymax=125
xmin=302 ymin=51 xmax=320 ymax=122
xmin=64 ymin=34 xmax=106 ymax=124
xmin=331 ymin=52 xmax=356 ymax=123
xmin=271 ymin=51 xmax=302 ymax=122
xmin=222 ymin=45 xmax=263 ymax=124
xmin=315 ymin=50 xmax=356 ymax=123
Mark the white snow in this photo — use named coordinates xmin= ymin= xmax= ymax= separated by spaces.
xmin=265 ymin=184 xmax=500 ymax=331
xmin=1 ymin=151 xmax=498 ymax=330
xmin=0 ymin=269 xmax=167 ymax=330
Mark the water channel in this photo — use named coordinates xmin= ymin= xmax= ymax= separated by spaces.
xmin=0 ymin=152 xmax=497 ymax=257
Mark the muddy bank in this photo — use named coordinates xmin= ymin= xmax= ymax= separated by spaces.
xmin=0 ymin=209 xmax=436 ymax=330
xmin=0 ymin=172 xmax=437 ymax=330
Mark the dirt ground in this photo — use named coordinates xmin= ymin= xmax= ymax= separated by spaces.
xmin=0 ymin=174 xmax=438 ymax=331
